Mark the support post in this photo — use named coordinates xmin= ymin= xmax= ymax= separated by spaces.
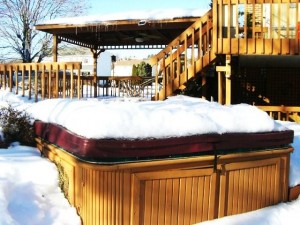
xmin=218 ymin=71 xmax=223 ymax=104
xmin=216 ymin=55 xmax=231 ymax=105
xmin=52 ymin=35 xmax=58 ymax=62
xmin=225 ymin=55 xmax=231 ymax=105
xmin=91 ymin=47 xmax=105 ymax=98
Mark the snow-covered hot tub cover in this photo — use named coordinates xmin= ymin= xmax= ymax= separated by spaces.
xmin=30 ymin=96 xmax=293 ymax=162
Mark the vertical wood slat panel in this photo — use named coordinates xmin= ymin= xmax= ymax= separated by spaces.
xmin=202 ymin=176 xmax=211 ymax=221
xmin=76 ymin=168 xmax=131 ymax=225
xmin=220 ymin=158 xmax=282 ymax=216
xmin=190 ymin=177 xmax=199 ymax=223
xmin=257 ymin=166 xmax=263 ymax=209
xmin=178 ymin=178 xmax=186 ymax=225
xmin=135 ymin=169 xmax=216 ymax=225
xmin=237 ymin=169 xmax=244 ymax=213
xmin=171 ymin=178 xmax=179 ymax=225
xmin=253 ymin=166 xmax=260 ymax=210
xmin=158 ymin=180 xmax=167 ymax=225
xmin=241 ymin=169 xmax=249 ymax=212
xmin=195 ymin=176 xmax=203 ymax=221
xmin=143 ymin=180 xmax=152 ymax=224
xmin=164 ymin=179 xmax=173 ymax=225
xmin=184 ymin=177 xmax=192 ymax=225
xmin=152 ymin=180 xmax=160 ymax=224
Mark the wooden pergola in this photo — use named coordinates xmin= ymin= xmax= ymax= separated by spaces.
xmin=35 ymin=16 xmax=200 ymax=97
xmin=35 ymin=17 xmax=200 ymax=58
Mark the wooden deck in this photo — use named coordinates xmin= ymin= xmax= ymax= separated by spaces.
xmin=215 ymin=0 xmax=300 ymax=55
xmin=148 ymin=0 xmax=300 ymax=103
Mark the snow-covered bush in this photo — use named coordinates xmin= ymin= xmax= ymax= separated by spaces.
xmin=0 ymin=105 xmax=35 ymax=146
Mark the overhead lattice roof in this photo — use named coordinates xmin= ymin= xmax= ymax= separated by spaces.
xmin=35 ymin=9 xmax=202 ymax=50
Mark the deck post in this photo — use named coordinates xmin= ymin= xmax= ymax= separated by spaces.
xmin=225 ymin=55 xmax=231 ymax=105
xmin=216 ymin=55 xmax=231 ymax=105
xmin=217 ymin=71 xmax=223 ymax=104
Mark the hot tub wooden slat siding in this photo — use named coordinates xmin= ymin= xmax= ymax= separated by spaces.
xmin=131 ymin=168 xmax=218 ymax=225
xmin=218 ymin=157 xmax=285 ymax=217
xmin=36 ymin=138 xmax=293 ymax=225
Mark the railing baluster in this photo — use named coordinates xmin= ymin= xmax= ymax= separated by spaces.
xmin=8 ymin=65 xmax=13 ymax=92
xmin=34 ymin=64 xmax=38 ymax=102
xmin=69 ymin=66 xmax=73 ymax=99
xmin=15 ymin=65 xmax=19 ymax=95
xmin=41 ymin=64 xmax=45 ymax=99
xmin=77 ymin=63 xmax=81 ymax=99
xmin=21 ymin=64 xmax=25 ymax=97
xmin=28 ymin=65 xmax=32 ymax=100
xmin=62 ymin=64 xmax=66 ymax=99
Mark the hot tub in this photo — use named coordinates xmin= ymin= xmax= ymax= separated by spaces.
xmin=34 ymin=120 xmax=294 ymax=225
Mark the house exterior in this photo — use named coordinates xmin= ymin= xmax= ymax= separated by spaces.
xmin=41 ymin=52 xmax=112 ymax=76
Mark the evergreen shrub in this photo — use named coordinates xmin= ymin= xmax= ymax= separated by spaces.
xmin=0 ymin=105 xmax=35 ymax=146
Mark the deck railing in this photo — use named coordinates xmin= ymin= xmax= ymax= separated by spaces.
xmin=215 ymin=0 xmax=300 ymax=55
xmin=256 ymin=105 xmax=300 ymax=123
xmin=0 ymin=62 xmax=155 ymax=101
xmin=0 ymin=62 xmax=82 ymax=101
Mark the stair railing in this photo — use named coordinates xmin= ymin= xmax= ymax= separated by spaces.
xmin=150 ymin=9 xmax=215 ymax=100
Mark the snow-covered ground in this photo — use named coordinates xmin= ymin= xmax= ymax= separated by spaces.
xmin=0 ymin=89 xmax=299 ymax=225
xmin=196 ymin=196 xmax=300 ymax=225
xmin=0 ymin=145 xmax=81 ymax=225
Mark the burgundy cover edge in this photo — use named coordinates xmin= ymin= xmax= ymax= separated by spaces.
xmin=34 ymin=120 xmax=294 ymax=160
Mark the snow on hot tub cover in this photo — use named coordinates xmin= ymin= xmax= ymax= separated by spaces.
xmin=29 ymin=96 xmax=293 ymax=161
xmin=28 ymin=96 xmax=288 ymax=139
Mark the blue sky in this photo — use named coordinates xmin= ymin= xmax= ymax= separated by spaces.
xmin=89 ymin=0 xmax=211 ymax=15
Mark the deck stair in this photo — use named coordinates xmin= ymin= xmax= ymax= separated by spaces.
xmin=150 ymin=0 xmax=300 ymax=104
xmin=150 ymin=9 xmax=216 ymax=100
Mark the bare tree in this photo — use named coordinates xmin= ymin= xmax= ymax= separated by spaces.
xmin=0 ymin=0 xmax=89 ymax=63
